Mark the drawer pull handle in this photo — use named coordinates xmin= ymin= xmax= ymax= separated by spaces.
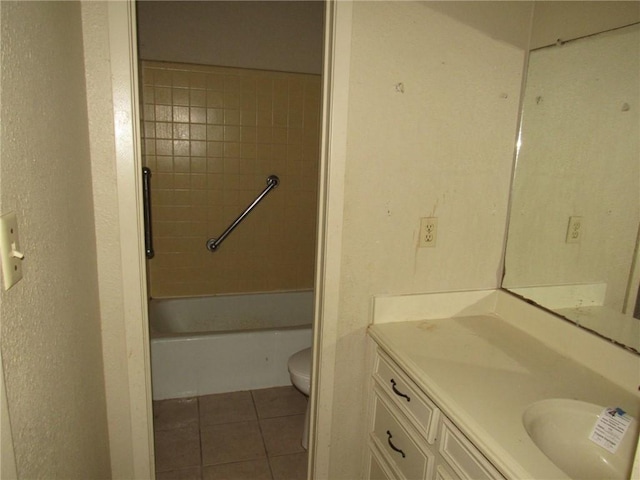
xmin=390 ymin=379 xmax=411 ymax=402
xmin=386 ymin=430 xmax=406 ymax=458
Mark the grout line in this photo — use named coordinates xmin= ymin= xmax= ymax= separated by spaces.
xmin=196 ymin=395 xmax=204 ymax=472
xmin=251 ymin=389 xmax=276 ymax=480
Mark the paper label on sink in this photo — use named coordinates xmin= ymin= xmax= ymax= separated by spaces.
xmin=589 ymin=407 xmax=633 ymax=453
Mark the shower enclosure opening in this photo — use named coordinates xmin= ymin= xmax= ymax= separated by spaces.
xmin=136 ymin=0 xmax=324 ymax=399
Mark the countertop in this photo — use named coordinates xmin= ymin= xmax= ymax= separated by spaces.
xmin=369 ymin=314 xmax=640 ymax=479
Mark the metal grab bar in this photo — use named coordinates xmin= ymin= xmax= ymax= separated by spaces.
xmin=142 ymin=167 xmax=154 ymax=259
xmin=206 ymin=175 xmax=280 ymax=252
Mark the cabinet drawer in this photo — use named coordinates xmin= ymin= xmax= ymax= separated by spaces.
xmin=371 ymin=391 xmax=432 ymax=480
xmin=374 ymin=351 xmax=439 ymax=443
xmin=439 ymin=418 xmax=505 ymax=480
xmin=367 ymin=446 xmax=399 ymax=480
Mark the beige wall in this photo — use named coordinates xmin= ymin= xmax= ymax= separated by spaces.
xmin=0 ymin=1 xmax=111 ymax=478
xmin=141 ymin=62 xmax=321 ymax=297
xmin=136 ymin=1 xmax=324 ymax=75
xmin=326 ymin=2 xmax=532 ymax=477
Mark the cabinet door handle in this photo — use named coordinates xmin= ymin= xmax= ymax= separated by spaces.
xmin=386 ymin=430 xmax=406 ymax=458
xmin=390 ymin=379 xmax=411 ymax=402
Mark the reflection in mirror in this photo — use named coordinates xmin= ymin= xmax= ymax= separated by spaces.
xmin=503 ymin=23 xmax=640 ymax=353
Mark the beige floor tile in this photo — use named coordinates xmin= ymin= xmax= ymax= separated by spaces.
xmin=269 ymin=452 xmax=308 ymax=480
xmin=260 ymin=414 xmax=306 ymax=456
xmin=154 ymin=425 xmax=201 ymax=473
xmin=201 ymin=421 xmax=266 ymax=466
xmin=252 ymin=386 xmax=307 ymax=419
xmin=153 ymin=397 xmax=199 ymax=431
xmin=155 ymin=465 xmax=202 ymax=480
xmin=202 ymin=458 xmax=272 ymax=480
xmin=199 ymin=391 xmax=257 ymax=426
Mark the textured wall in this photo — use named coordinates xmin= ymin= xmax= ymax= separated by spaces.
xmin=141 ymin=62 xmax=321 ymax=297
xmin=136 ymin=1 xmax=324 ymax=75
xmin=327 ymin=3 xmax=531 ymax=477
xmin=0 ymin=1 xmax=111 ymax=477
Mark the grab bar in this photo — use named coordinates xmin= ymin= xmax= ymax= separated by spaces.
xmin=142 ymin=167 xmax=154 ymax=259
xmin=206 ymin=175 xmax=280 ymax=252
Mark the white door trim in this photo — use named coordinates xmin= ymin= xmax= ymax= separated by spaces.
xmin=105 ymin=1 xmax=355 ymax=478
xmin=107 ymin=2 xmax=155 ymax=478
xmin=309 ymin=1 xmax=353 ymax=478
xmin=0 ymin=350 xmax=18 ymax=479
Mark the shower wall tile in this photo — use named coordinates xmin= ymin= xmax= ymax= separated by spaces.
xmin=141 ymin=61 xmax=320 ymax=298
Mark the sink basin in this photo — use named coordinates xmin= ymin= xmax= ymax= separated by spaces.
xmin=523 ymin=399 xmax=638 ymax=480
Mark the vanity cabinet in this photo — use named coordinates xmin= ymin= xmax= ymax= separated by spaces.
xmin=367 ymin=349 xmax=506 ymax=480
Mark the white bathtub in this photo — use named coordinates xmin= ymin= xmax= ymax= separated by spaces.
xmin=149 ymin=290 xmax=313 ymax=400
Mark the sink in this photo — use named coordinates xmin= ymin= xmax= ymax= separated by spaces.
xmin=523 ymin=399 xmax=638 ymax=480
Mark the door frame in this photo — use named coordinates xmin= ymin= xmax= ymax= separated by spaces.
xmin=107 ymin=1 xmax=354 ymax=478
xmin=107 ymin=2 xmax=154 ymax=478
xmin=308 ymin=1 xmax=352 ymax=478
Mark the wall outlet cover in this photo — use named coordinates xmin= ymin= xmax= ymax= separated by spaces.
xmin=419 ymin=217 xmax=438 ymax=248
xmin=566 ymin=216 xmax=583 ymax=244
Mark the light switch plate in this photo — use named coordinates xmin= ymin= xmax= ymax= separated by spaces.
xmin=0 ymin=212 xmax=24 ymax=290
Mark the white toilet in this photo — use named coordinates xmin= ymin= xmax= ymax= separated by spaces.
xmin=288 ymin=347 xmax=312 ymax=450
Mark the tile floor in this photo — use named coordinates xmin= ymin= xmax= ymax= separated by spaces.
xmin=153 ymin=386 xmax=308 ymax=480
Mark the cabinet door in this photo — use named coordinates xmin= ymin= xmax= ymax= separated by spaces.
xmin=438 ymin=418 xmax=506 ymax=480
xmin=367 ymin=448 xmax=399 ymax=480
xmin=434 ymin=463 xmax=460 ymax=480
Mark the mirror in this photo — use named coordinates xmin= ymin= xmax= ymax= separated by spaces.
xmin=502 ymin=20 xmax=640 ymax=353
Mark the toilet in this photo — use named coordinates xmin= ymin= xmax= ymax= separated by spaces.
xmin=288 ymin=347 xmax=312 ymax=450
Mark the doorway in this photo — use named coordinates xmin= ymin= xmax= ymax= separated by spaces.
xmin=134 ymin=2 xmax=324 ymax=478
xmin=103 ymin=1 xmax=352 ymax=477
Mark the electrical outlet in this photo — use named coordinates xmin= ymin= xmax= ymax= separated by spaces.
xmin=419 ymin=217 xmax=437 ymax=248
xmin=566 ymin=216 xmax=583 ymax=244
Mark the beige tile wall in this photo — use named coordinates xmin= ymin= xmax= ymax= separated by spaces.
xmin=140 ymin=61 xmax=320 ymax=297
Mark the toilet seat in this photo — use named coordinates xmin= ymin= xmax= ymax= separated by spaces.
xmin=287 ymin=346 xmax=312 ymax=450
xmin=288 ymin=347 xmax=311 ymax=394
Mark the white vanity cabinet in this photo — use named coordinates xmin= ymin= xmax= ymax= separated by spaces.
xmin=367 ymin=349 xmax=506 ymax=480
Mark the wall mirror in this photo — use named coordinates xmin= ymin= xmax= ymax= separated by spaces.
xmin=502 ymin=16 xmax=640 ymax=354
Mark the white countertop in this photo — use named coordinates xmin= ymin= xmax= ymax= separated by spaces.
xmin=369 ymin=314 xmax=640 ymax=479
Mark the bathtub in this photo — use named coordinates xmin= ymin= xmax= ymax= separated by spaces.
xmin=149 ymin=290 xmax=313 ymax=400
